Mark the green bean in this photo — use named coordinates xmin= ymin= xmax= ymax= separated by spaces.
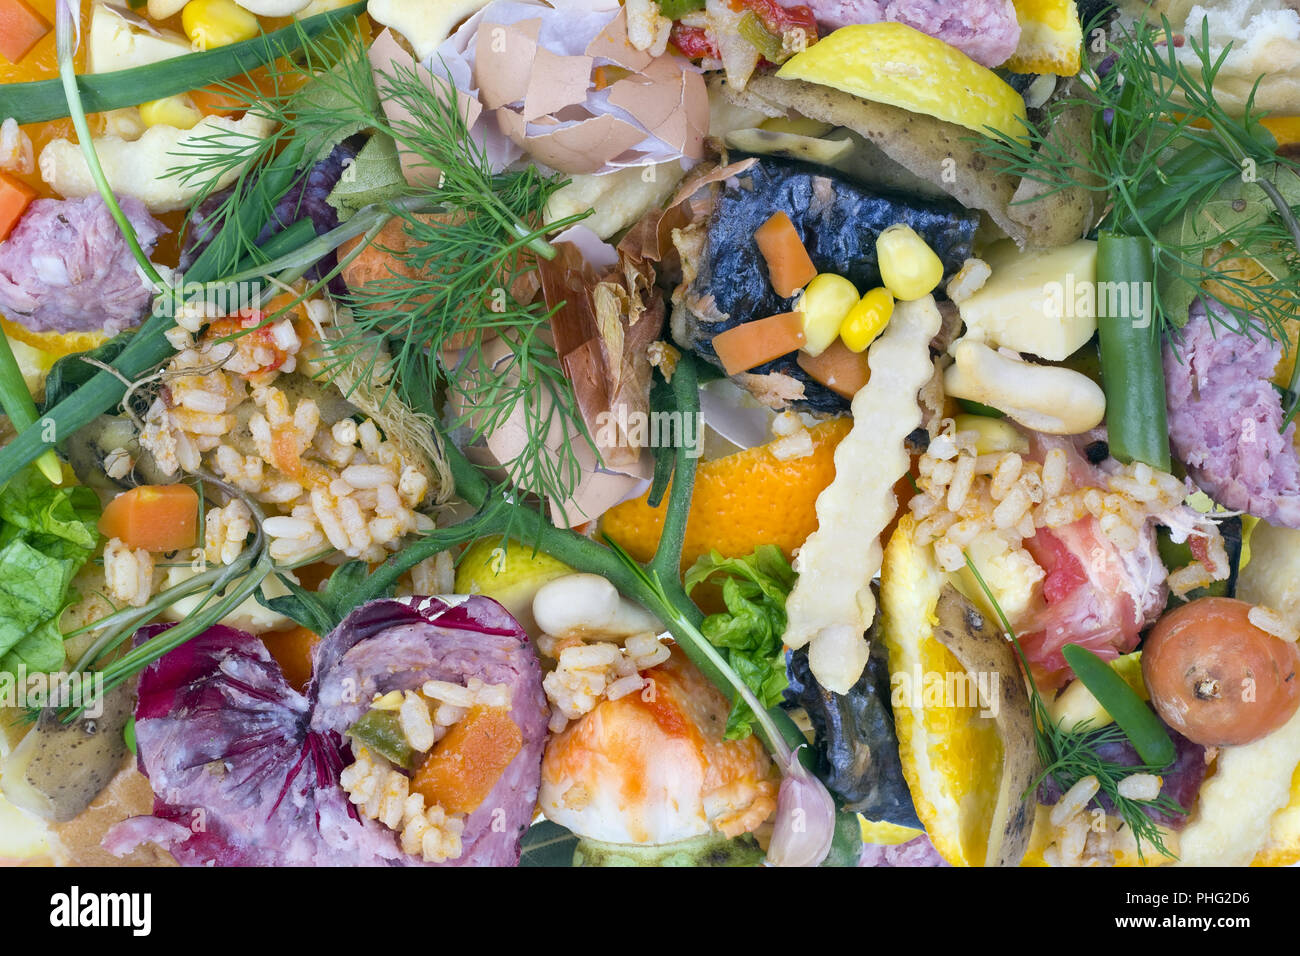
xmin=1095 ymin=232 xmax=1171 ymax=471
xmin=1062 ymin=643 xmax=1176 ymax=767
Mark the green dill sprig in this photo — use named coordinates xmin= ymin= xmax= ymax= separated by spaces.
xmin=963 ymin=554 xmax=1182 ymax=862
xmin=173 ymin=22 xmax=599 ymax=516
xmin=979 ymin=14 xmax=1300 ymax=343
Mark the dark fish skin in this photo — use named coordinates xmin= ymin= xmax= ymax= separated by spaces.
xmin=679 ymin=159 xmax=978 ymax=410
xmin=783 ymin=640 xmax=921 ymax=829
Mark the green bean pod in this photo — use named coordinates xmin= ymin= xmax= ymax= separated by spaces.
xmin=1062 ymin=643 xmax=1176 ymax=767
xmin=1095 ymin=232 xmax=1171 ymax=472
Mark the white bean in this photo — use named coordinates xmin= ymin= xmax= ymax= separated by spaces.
xmin=532 ymin=573 xmax=662 ymax=638
xmin=944 ymin=339 xmax=1106 ymax=435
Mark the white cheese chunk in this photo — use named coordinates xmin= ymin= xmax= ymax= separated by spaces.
xmin=956 ymin=238 xmax=1098 ymax=362
xmin=88 ymin=2 xmax=192 ymax=75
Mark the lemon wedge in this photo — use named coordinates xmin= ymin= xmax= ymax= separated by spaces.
xmin=1006 ymin=0 xmax=1083 ymax=76
xmin=776 ymin=23 xmax=1029 ymax=143
xmin=880 ymin=514 xmax=1007 ymax=866
xmin=1 ymin=317 xmax=109 ymax=362
xmin=859 ymin=816 xmax=924 ymax=846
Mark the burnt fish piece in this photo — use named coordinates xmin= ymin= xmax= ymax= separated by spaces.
xmin=783 ymin=640 xmax=920 ymax=829
xmin=676 ymin=158 xmax=978 ymax=411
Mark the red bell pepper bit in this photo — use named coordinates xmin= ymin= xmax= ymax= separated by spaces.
xmin=668 ymin=0 xmax=817 ymax=63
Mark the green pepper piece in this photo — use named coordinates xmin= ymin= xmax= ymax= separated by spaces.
xmin=346 ymin=708 xmax=418 ymax=769
xmin=738 ymin=11 xmax=787 ymax=64
xmin=657 ymin=0 xmax=705 ymax=19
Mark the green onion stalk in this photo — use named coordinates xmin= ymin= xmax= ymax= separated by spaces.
xmin=0 ymin=333 xmax=62 ymax=485
xmin=358 ymin=355 xmax=838 ymax=865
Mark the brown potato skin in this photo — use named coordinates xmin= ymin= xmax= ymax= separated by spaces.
xmin=1143 ymin=598 xmax=1300 ymax=747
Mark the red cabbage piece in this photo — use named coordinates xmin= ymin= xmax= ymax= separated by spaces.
xmin=107 ymin=596 xmax=548 ymax=866
xmin=858 ymin=833 xmax=950 ymax=867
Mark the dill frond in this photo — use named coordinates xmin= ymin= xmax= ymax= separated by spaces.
xmin=978 ymin=14 xmax=1300 ymax=344
xmin=160 ymin=20 xmax=600 ymax=519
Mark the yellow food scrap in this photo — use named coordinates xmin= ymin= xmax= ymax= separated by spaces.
xmin=1006 ymin=0 xmax=1083 ymax=76
xmin=777 ymin=23 xmax=1029 ymax=142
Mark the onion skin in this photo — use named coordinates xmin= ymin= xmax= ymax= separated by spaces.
xmin=1143 ymin=598 xmax=1300 ymax=747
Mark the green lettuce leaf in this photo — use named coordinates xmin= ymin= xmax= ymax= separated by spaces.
xmin=0 ymin=616 xmax=70 ymax=675
xmin=0 ymin=538 xmax=79 ymax=661
xmin=0 ymin=470 xmax=101 ymax=552
xmin=0 ymin=471 xmax=101 ymax=672
xmin=327 ymin=134 xmax=408 ymax=222
xmin=684 ymin=545 xmax=795 ymax=739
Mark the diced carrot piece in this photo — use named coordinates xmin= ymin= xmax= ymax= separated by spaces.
xmin=98 ymin=484 xmax=200 ymax=553
xmin=0 ymin=0 xmax=50 ymax=65
xmin=0 ymin=171 xmax=36 ymax=242
xmin=712 ymin=311 xmax=806 ymax=376
xmin=262 ymin=625 xmax=320 ymax=692
xmin=797 ymin=339 xmax=871 ymax=399
xmin=411 ymin=705 xmax=523 ymax=815
xmin=755 ymin=211 xmax=817 ymax=298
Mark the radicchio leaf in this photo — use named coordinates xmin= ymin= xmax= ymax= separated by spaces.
xmin=108 ymin=596 xmax=548 ymax=866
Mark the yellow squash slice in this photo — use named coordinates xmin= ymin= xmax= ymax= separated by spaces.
xmin=777 ymin=23 xmax=1029 ymax=143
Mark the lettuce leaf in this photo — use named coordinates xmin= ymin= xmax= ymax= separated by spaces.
xmin=684 ymin=545 xmax=795 ymax=739
xmin=0 ymin=471 xmax=100 ymax=672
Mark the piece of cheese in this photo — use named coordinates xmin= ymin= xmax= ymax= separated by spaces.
xmin=956 ymin=238 xmax=1098 ymax=362
xmin=88 ymin=2 xmax=192 ymax=75
xmin=367 ymin=0 xmax=493 ymax=60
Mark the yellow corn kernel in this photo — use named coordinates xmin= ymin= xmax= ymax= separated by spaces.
xmin=182 ymin=0 xmax=259 ymax=51
xmin=796 ymin=272 xmax=859 ymax=357
xmin=952 ymin=414 xmax=1030 ymax=455
xmin=838 ymin=286 xmax=894 ymax=352
xmin=139 ymin=94 xmax=204 ymax=131
xmin=876 ymin=223 xmax=944 ymax=301
xmin=370 ymin=690 xmax=404 ymax=711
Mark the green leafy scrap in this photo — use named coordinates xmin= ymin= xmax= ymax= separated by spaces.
xmin=0 ymin=472 xmax=101 ymax=674
xmin=684 ymin=545 xmax=796 ymax=739
xmin=257 ymin=560 xmax=387 ymax=636
xmin=1155 ymin=168 xmax=1300 ymax=330
xmin=326 ymin=134 xmax=409 ymax=222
